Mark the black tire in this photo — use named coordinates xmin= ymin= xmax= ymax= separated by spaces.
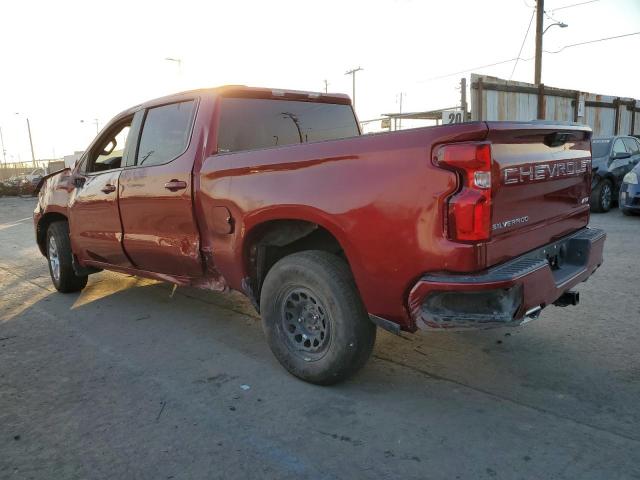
xmin=260 ymin=250 xmax=376 ymax=385
xmin=46 ymin=221 xmax=88 ymax=293
xmin=590 ymin=179 xmax=613 ymax=213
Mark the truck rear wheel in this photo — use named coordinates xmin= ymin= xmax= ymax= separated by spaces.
xmin=260 ymin=250 xmax=376 ymax=385
xmin=47 ymin=221 xmax=88 ymax=293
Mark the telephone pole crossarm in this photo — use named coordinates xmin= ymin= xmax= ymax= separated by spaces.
xmin=345 ymin=67 xmax=363 ymax=109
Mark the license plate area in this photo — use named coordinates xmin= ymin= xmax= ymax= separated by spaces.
xmin=544 ymin=243 xmax=568 ymax=271
xmin=540 ymin=237 xmax=590 ymax=285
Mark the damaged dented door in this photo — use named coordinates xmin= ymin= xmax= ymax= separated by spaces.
xmin=118 ymin=99 xmax=203 ymax=277
xmin=69 ymin=120 xmax=133 ymax=267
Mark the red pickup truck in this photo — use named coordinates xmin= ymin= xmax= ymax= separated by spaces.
xmin=34 ymin=86 xmax=605 ymax=384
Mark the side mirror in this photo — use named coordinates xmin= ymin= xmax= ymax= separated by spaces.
xmin=612 ymin=151 xmax=631 ymax=160
xmin=100 ymin=139 xmax=116 ymax=156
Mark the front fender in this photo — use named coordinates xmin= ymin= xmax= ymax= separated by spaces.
xmin=34 ymin=167 xmax=70 ymax=195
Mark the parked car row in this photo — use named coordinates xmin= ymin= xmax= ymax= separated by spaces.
xmin=0 ymin=168 xmax=46 ymax=196
xmin=619 ymin=161 xmax=640 ymax=216
xmin=590 ymin=135 xmax=640 ymax=214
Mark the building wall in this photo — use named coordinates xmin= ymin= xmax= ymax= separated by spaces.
xmin=470 ymin=74 xmax=639 ymax=137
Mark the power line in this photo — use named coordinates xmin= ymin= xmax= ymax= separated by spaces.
xmin=510 ymin=8 xmax=536 ymax=80
xmin=543 ymin=31 xmax=640 ymax=53
xmin=420 ymin=58 xmax=527 ymax=82
xmin=418 ymin=31 xmax=640 ymax=83
xmin=549 ymin=0 xmax=599 ymax=13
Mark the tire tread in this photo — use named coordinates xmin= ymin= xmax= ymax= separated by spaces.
xmin=260 ymin=250 xmax=376 ymax=385
xmin=47 ymin=221 xmax=88 ymax=293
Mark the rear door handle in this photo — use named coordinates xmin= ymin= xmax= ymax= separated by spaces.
xmin=101 ymin=184 xmax=116 ymax=194
xmin=164 ymin=179 xmax=187 ymax=192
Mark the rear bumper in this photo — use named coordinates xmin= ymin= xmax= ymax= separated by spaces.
xmin=408 ymin=227 xmax=606 ymax=330
xmin=620 ymin=183 xmax=640 ymax=211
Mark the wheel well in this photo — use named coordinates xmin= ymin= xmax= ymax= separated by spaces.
xmin=37 ymin=213 xmax=67 ymax=256
xmin=598 ymin=174 xmax=619 ymax=196
xmin=244 ymin=220 xmax=346 ymax=309
xmin=597 ymin=174 xmax=615 ymax=186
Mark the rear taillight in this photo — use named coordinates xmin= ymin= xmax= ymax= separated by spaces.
xmin=436 ymin=143 xmax=492 ymax=242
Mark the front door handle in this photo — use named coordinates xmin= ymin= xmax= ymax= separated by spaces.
xmin=164 ymin=179 xmax=187 ymax=192
xmin=101 ymin=184 xmax=116 ymax=194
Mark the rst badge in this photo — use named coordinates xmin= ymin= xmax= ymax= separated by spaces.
xmin=502 ymin=159 xmax=591 ymax=185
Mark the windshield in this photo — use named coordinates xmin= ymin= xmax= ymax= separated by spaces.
xmin=591 ymin=139 xmax=611 ymax=157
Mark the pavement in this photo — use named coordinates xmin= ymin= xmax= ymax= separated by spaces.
xmin=1 ymin=196 xmax=639 ymax=480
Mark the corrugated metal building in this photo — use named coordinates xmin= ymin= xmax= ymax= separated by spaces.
xmin=470 ymin=74 xmax=639 ymax=137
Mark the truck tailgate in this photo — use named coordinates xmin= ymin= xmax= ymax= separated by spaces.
xmin=485 ymin=122 xmax=592 ymax=267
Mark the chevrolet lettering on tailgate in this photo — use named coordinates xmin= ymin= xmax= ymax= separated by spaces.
xmin=502 ymin=159 xmax=591 ymax=185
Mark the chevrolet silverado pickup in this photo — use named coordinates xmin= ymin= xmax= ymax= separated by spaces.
xmin=34 ymin=86 xmax=605 ymax=384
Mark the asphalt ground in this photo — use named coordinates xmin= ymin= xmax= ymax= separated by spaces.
xmin=1 ymin=196 xmax=639 ymax=479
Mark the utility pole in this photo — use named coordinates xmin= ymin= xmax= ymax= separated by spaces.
xmin=15 ymin=113 xmax=37 ymax=167
xmin=345 ymin=67 xmax=363 ymax=109
xmin=534 ymin=0 xmax=544 ymax=85
xmin=165 ymin=57 xmax=182 ymax=74
xmin=323 ymin=79 xmax=329 ymax=93
xmin=0 ymin=126 xmax=7 ymax=165
xmin=25 ymin=118 xmax=36 ymax=167
xmin=81 ymin=118 xmax=100 ymax=135
xmin=165 ymin=57 xmax=182 ymax=90
xmin=397 ymin=92 xmax=405 ymax=130
xmin=460 ymin=78 xmax=468 ymax=120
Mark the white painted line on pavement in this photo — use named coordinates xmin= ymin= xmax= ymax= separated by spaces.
xmin=0 ymin=217 xmax=32 ymax=231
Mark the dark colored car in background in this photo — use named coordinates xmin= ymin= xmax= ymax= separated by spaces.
xmin=619 ymin=161 xmax=640 ymax=216
xmin=590 ymin=136 xmax=640 ymax=212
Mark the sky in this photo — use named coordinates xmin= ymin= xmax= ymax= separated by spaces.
xmin=0 ymin=0 xmax=639 ymax=163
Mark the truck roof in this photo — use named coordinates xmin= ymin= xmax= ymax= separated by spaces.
xmin=99 ymin=86 xmax=354 ymax=143
xmin=120 ymin=86 xmax=352 ymax=117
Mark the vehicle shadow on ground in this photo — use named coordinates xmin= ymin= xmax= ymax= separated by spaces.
xmin=5 ymin=269 xmax=638 ymax=444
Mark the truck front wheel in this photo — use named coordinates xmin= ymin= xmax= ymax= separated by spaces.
xmin=46 ymin=221 xmax=88 ymax=293
xmin=260 ymin=250 xmax=376 ymax=385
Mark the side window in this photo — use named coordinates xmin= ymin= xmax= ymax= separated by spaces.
xmin=613 ymin=139 xmax=628 ymax=155
xmin=122 ymin=110 xmax=145 ymax=167
xmin=622 ymin=137 xmax=639 ymax=155
xmin=136 ymin=100 xmax=196 ymax=167
xmin=217 ymin=97 xmax=359 ymax=153
xmin=86 ymin=120 xmax=132 ymax=173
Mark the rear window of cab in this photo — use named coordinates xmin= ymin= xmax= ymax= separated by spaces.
xmin=217 ymin=98 xmax=359 ymax=154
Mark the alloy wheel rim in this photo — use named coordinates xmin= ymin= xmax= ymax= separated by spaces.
xmin=48 ymin=236 xmax=60 ymax=282
xmin=280 ymin=287 xmax=330 ymax=358
xmin=602 ymin=184 xmax=612 ymax=209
